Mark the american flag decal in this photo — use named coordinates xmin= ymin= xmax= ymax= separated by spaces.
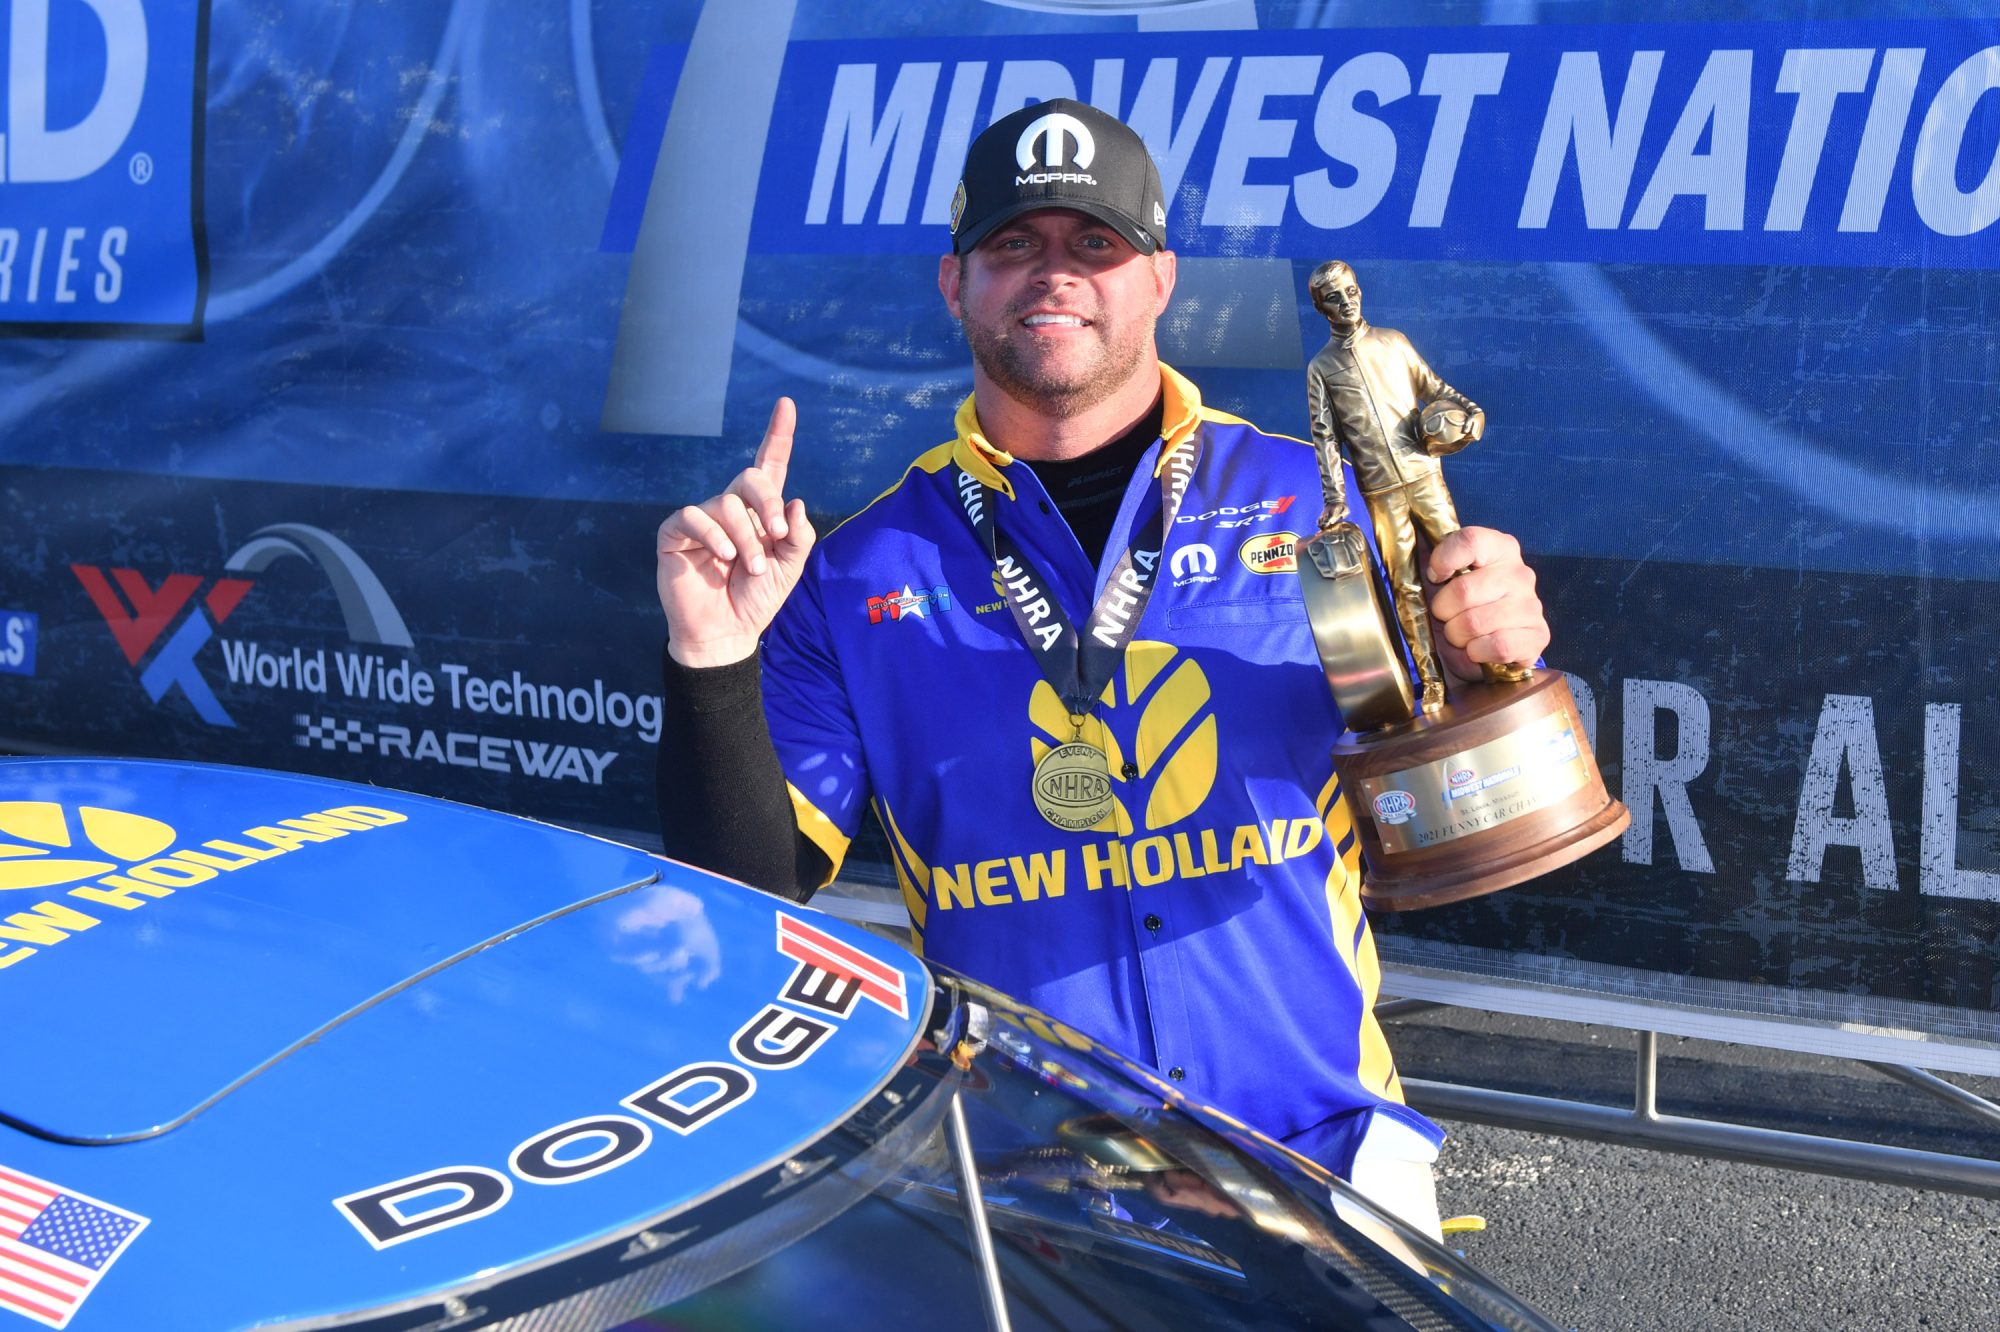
xmin=0 ymin=1166 xmax=147 ymax=1329
xmin=776 ymin=914 xmax=911 ymax=1019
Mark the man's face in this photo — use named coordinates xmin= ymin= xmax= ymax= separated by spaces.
xmin=1313 ymin=268 xmax=1362 ymax=330
xmin=939 ymin=209 xmax=1174 ymax=418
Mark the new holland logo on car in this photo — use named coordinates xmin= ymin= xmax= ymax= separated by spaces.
xmin=0 ymin=801 xmax=407 ymax=972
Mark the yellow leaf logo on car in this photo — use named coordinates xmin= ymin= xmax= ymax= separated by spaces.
xmin=1030 ymin=641 xmax=1217 ymax=834
xmin=0 ymin=803 xmax=177 ymax=892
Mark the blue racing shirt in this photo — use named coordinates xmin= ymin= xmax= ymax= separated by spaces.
xmin=763 ymin=365 xmax=1439 ymax=1153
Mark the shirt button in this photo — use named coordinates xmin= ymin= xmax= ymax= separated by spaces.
xmin=1039 ymin=500 xmax=1053 ymax=514
xmin=1143 ymin=913 xmax=1162 ymax=933
xmin=1168 ymin=1066 xmax=1186 ymax=1081
xmin=1121 ymin=761 xmax=1139 ymax=779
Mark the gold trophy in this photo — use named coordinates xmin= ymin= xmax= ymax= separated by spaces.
xmin=1296 ymin=261 xmax=1628 ymax=911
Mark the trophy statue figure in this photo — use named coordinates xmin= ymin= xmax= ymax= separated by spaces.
xmin=1294 ymin=261 xmax=1629 ymax=911
xmin=1304 ymin=261 xmax=1527 ymax=713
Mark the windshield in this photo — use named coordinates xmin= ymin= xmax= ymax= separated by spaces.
xmin=366 ymin=966 xmax=1555 ymax=1332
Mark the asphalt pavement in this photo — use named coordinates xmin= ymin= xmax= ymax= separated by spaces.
xmin=1384 ymin=1008 xmax=2000 ymax=1331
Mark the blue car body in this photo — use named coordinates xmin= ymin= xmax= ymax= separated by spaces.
xmin=0 ymin=758 xmax=1552 ymax=1331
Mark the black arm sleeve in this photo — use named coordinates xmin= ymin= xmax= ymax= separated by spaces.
xmin=654 ymin=641 xmax=832 ymax=902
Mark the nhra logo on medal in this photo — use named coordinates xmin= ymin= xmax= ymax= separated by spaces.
xmin=1372 ymin=790 xmax=1418 ymax=826
xmin=1032 ymin=742 xmax=1116 ymax=833
xmin=1238 ymin=532 xmax=1298 ymax=575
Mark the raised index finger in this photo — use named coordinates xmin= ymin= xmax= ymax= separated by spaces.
xmin=752 ymin=396 xmax=797 ymax=486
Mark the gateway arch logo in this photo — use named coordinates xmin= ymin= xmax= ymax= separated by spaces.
xmin=223 ymin=524 xmax=412 ymax=649
xmin=72 ymin=523 xmax=410 ymax=727
xmin=1015 ymin=112 xmax=1096 ymax=173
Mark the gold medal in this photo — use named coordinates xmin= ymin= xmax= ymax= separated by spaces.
xmin=1033 ymin=718 xmax=1116 ymax=832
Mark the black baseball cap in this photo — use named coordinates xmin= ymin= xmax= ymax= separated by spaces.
xmin=949 ymin=98 xmax=1168 ymax=256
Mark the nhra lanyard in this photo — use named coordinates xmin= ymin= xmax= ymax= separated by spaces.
xmin=955 ymin=430 xmax=1202 ymax=726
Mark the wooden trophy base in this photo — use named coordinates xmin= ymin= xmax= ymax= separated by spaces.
xmin=1336 ymin=671 xmax=1630 ymax=912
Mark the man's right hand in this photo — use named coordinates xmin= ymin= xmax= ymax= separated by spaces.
xmin=656 ymin=397 xmax=815 ymax=668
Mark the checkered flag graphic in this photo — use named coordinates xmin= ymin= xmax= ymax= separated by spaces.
xmin=296 ymin=714 xmax=374 ymax=754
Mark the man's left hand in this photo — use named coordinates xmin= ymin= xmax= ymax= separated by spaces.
xmin=1423 ymin=527 xmax=1548 ymax=683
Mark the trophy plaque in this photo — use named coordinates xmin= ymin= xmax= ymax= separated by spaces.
xmin=1298 ymin=260 xmax=1628 ymax=911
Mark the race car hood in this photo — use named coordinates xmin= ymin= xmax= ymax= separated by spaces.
xmin=0 ymin=759 xmax=930 ymax=1331
xmin=0 ymin=760 xmax=675 ymax=1143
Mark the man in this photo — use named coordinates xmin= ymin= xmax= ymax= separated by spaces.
xmin=654 ymin=100 xmax=1547 ymax=1238
xmin=1306 ymin=260 xmax=1487 ymax=714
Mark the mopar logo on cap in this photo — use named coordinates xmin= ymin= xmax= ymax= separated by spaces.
xmin=1016 ymin=112 xmax=1096 ymax=171
xmin=1373 ymin=790 xmax=1417 ymax=825
xmin=1015 ymin=112 xmax=1097 ymax=187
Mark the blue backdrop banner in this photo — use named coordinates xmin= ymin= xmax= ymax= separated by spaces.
xmin=2 ymin=0 xmax=1996 ymax=1064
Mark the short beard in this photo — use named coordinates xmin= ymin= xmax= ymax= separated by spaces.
xmin=963 ymin=309 xmax=1156 ymax=420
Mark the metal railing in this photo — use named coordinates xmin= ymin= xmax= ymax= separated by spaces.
xmin=1394 ymin=1011 xmax=2000 ymax=1200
